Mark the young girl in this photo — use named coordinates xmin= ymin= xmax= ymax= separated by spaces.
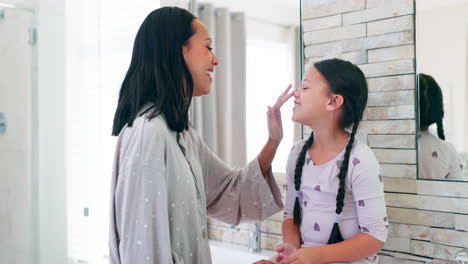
xmin=256 ymin=58 xmax=388 ymax=264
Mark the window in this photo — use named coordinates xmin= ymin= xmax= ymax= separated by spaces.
xmin=246 ymin=39 xmax=295 ymax=173
xmin=66 ymin=1 xmax=161 ymax=263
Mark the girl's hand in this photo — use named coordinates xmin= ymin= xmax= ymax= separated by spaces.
xmin=279 ymin=247 xmax=322 ymax=264
xmin=252 ymin=260 xmax=276 ymax=264
xmin=267 ymin=84 xmax=294 ymax=144
xmin=275 ymin=243 xmax=298 ymax=263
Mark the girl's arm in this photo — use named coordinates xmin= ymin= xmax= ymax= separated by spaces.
xmin=281 ymin=219 xmax=301 ymax=250
xmin=280 ymin=233 xmax=383 ymax=264
xmin=318 ymin=233 xmax=383 ymax=263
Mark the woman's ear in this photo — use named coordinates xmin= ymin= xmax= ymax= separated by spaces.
xmin=327 ymin=94 xmax=344 ymax=111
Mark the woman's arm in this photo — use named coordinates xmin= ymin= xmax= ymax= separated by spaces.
xmin=258 ymin=138 xmax=281 ymax=176
xmin=110 ymin=119 xmax=180 ymax=264
xmin=198 ymin=85 xmax=293 ymax=224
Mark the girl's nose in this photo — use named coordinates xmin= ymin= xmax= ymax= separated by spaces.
xmin=294 ymin=89 xmax=300 ymax=97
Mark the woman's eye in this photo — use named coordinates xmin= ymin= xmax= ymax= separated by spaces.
xmin=207 ymin=47 xmax=213 ymax=51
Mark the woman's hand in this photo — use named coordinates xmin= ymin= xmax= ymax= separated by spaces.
xmin=278 ymin=247 xmax=322 ymax=264
xmin=251 ymin=242 xmax=298 ymax=264
xmin=257 ymin=84 xmax=295 ymax=175
xmin=267 ymin=84 xmax=294 ymax=144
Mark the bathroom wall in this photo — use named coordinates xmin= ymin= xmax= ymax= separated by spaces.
xmin=209 ymin=1 xmax=468 ymax=263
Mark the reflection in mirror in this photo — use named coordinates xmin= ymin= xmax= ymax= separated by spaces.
xmin=416 ymin=0 xmax=468 ymax=181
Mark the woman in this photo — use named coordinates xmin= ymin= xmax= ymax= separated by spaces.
xmin=109 ymin=6 xmax=293 ymax=264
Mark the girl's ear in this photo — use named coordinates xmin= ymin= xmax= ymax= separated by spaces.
xmin=327 ymin=94 xmax=344 ymax=111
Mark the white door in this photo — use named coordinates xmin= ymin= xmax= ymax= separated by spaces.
xmin=0 ymin=6 xmax=36 ymax=264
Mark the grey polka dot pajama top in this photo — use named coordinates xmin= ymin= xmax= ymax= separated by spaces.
xmin=109 ymin=111 xmax=284 ymax=264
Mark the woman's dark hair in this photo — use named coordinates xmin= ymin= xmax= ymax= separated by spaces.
xmin=112 ymin=7 xmax=196 ymax=136
xmin=419 ymin=73 xmax=445 ymax=140
xmin=293 ymin=58 xmax=368 ymax=245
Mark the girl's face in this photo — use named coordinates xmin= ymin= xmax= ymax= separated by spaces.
xmin=183 ymin=19 xmax=219 ymax=97
xmin=292 ymin=66 xmax=344 ymax=125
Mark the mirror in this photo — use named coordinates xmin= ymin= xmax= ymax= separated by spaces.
xmin=416 ymin=0 xmax=468 ymax=181
xmin=189 ymin=0 xmax=301 ymax=173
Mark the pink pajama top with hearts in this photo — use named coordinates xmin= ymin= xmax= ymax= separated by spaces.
xmin=283 ymin=140 xmax=388 ymax=264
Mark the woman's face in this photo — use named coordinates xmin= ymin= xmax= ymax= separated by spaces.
xmin=292 ymin=66 xmax=343 ymax=125
xmin=183 ymin=19 xmax=219 ymax=97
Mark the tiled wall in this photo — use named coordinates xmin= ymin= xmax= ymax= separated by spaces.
xmin=208 ymin=0 xmax=468 ymax=263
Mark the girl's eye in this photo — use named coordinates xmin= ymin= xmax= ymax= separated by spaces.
xmin=207 ymin=47 xmax=213 ymax=51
